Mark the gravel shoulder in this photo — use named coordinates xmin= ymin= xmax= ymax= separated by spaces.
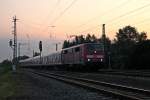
xmin=5 ymin=70 xmax=116 ymax=100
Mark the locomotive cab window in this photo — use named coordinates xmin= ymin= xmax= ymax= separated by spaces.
xmin=87 ymin=44 xmax=104 ymax=52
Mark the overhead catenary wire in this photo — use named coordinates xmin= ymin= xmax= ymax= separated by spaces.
xmin=74 ymin=2 xmax=150 ymax=35
xmin=40 ymin=0 xmax=61 ymax=26
xmin=41 ymin=0 xmax=78 ymax=33
xmin=49 ymin=0 xmax=78 ymax=25
xmin=106 ymin=3 xmax=150 ymax=24
xmin=66 ymin=0 xmax=131 ymax=34
xmin=78 ymin=25 xmax=100 ymax=34
xmin=19 ymin=1 xmax=150 ymax=41
xmin=105 ymin=3 xmax=150 ymax=33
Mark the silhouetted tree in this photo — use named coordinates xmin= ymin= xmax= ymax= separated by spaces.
xmin=62 ymin=34 xmax=98 ymax=48
xmin=1 ymin=59 xmax=12 ymax=65
xmin=62 ymin=40 xmax=69 ymax=48
xmin=138 ymin=32 xmax=147 ymax=42
xmin=112 ymin=25 xmax=148 ymax=69
xmin=85 ymin=34 xmax=92 ymax=43
xmin=75 ymin=36 xmax=79 ymax=45
xmin=78 ymin=35 xmax=85 ymax=44
xmin=91 ymin=34 xmax=97 ymax=43
xmin=116 ymin=26 xmax=139 ymax=42
xmin=129 ymin=40 xmax=150 ymax=69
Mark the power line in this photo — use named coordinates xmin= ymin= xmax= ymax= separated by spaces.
xmin=136 ymin=18 xmax=150 ymax=26
xmin=41 ymin=0 xmax=78 ymax=33
xmin=66 ymin=0 xmax=131 ymax=33
xmin=19 ymin=1 xmax=61 ymax=35
xmin=104 ymin=3 xmax=150 ymax=32
xmin=77 ymin=25 xmax=100 ymax=34
xmin=49 ymin=0 xmax=78 ymax=25
xmin=41 ymin=0 xmax=61 ymax=26
xmin=106 ymin=3 xmax=150 ymax=24
xmin=74 ymin=2 xmax=150 ymax=35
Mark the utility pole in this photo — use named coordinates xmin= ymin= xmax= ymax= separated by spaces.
xmin=102 ymin=24 xmax=106 ymax=47
xmin=102 ymin=24 xmax=107 ymax=68
xmin=102 ymin=24 xmax=111 ymax=69
xmin=102 ymin=24 xmax=106 ymax=54
xmin=12 ymin=16 xmax=18 ymax=71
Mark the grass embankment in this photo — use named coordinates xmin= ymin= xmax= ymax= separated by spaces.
xmin=0 ymin=64 xmax=17 ymax=99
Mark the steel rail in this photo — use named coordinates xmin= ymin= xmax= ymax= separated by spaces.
xmin=27 ymin=69 xmax=150 ymax=100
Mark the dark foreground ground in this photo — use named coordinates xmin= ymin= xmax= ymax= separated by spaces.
xmin=1 ymin=70 xmax=115 ymax=100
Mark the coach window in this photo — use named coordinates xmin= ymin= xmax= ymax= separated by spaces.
xmin=75 ymin=47 xmax=80 ymax=52
xmin=68 ymin=49 xmax=73 ymax=53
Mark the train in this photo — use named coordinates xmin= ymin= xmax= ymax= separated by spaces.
xmin=20 ymin=43 xmax=105 ymax=71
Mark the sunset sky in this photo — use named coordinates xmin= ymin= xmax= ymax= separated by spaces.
xmin=0 ymin=0 xmax=150 ymax=62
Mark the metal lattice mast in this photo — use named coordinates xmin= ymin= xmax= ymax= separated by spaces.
xmin=12 ymin=16 xmax=18 ymax=66
xmin=102 ymin=24 xmax=106 ymax=53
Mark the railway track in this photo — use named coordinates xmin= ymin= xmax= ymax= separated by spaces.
xmin=98 ymin=70 xmax=150 ymax=78
xmin=26 ymin=69 xmax=150 ymax=100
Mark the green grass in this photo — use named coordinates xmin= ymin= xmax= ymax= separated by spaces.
xmin=0 ymin=64 xmax=17 ymax=100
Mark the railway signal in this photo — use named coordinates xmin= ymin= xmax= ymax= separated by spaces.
xmin=39 ymin=41 xmax=42 ymax=64
xmin=9 ymin=39 xmax=13 ymax=48
xmin=39 ymin=41 xmax=42 ymax=52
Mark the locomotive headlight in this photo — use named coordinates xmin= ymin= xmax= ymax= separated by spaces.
xmin=88 ymin=59 xmax=91 ymax=62
xmin=100 ymin=58 xmax=103 ymax=62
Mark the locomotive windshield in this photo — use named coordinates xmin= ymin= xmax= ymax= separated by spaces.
xmin=86 ymin=44 xmax=104 ymax=52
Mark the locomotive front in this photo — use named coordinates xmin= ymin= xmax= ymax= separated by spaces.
xmin=83 ymin=43 xmax=105 ymax=69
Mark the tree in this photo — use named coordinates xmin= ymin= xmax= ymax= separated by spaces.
xmin=85 ymin=34 xmax=92 ymax=43
xmin=116 ymin=25 xmax=139 ymax=43
xmin=111 ymin=25 xmax=149 ymax=69
xmin=75 ymin=36 xmax=79 ymax=44
xmin=115 ymin=25 xmax=140 ymax=55
xmin=78 ymin=35 xmax=85 ymax=44
xmin=1 ymin=59 xmax=12 ymax=65
xmin=74 ymin=35 xmax=85 ymax=44
xmin=62 ymin=34 xmax=98 ymax=49
xmin=91 ymin=34 xmax=97 ymax=43
xmin=112 ymin=25 xmax=139 ymax=69
xmin=62 ymin=40 xmax=69 ymax=49
xmin=138 ymin=32 xmax=147 ymax=42
xmin=129 ymin=40 xmax=150 ymax=69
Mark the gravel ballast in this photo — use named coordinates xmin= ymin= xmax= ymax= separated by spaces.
xmin=7 ymin=70 xmax=117 ymax=100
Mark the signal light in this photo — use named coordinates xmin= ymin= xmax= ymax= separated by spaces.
xmin=39 ymin=41 xmax=42 ymax=52
xmin=9 ymin=39 xmax=13 ymax=47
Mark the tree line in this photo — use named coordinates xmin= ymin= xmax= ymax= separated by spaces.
xmin=62 ymin=25 xmax=149 ymax=69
